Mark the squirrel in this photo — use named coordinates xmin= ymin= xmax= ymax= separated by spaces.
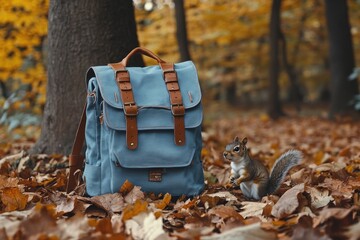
xmin=223 ymin=136 xmax=302 ymax=200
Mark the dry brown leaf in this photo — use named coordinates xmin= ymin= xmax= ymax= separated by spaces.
xmin=19 ymin=205 xmax=57 ymax=238
xmin=271 ymin=183 xmax=305 ymax=219
xmin=0 ymin=209 xmax=32 ymax=238
xmin=200 ymin=195 xmax=221 ymax=209
xmin=208 ymin=205 xmax=244 ymax=221
xmin=239 ymin=202 xmax=267 ymax=220
xmin=314 ymin=162 xmax=346 ymax=173
xmin=1 ymin=187 xmax=28 ymax=212
xmin=0 ymin=176 xmax=19 ymax=190
xmin=111 ymin=214 xmax=124 ymax=234
xmin=95 ymin=218 xmax=113 ymax=234
xmin=124 ymin=186 xmax=145 ymax=204
xmin=201 ymin=222 xmax=276 ymax=240
xmin=339 ymin=146 xmax=351 ymax=157
xmin=313 ymin=207 xmax=357 ymax=228
xmin=55 ymin=213 xmax=92 ymax=239
xmin=172 ymin=226 xmax=214 ymax=239
xmin=305 ymin=186 xmax=334 ymax=209
xmin=207 ymin=191 xmax=238 ymax=202
xmin=55 ymin=196 xmax=76 ymax=215
xmin=125 ymin=211 xmax=171 ymax=240
xmin=345 ymin=221 xmax=360 ymax=240
xmin=292 ymin=215 xmax=331 ymax=240
xmin=318 ymin=178 xmax=353 ymax=198
xmin=90 ymin=193 xmax=125 ymax=214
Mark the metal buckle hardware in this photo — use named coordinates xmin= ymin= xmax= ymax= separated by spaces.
xmin=171 ymin=104 xmax=185 ymax=116
xmin=123 ymin=102 xmax=138 ymax=116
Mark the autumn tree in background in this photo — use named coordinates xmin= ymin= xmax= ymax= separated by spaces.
xmin=268 ymin=0 xmax=284 ymax=119
xmin=0 ymin=1 xmax=48 ymax=112
xmin=174 ymin=0 xmax=191 ymax=61
xmin=32 ymin=0 xmax=143 ymax=154
xmin=325 ymin=0 xmax=359 ymax=118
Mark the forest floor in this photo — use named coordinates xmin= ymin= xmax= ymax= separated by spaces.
xmin=0 ymin=106 xmax=360 ymax=239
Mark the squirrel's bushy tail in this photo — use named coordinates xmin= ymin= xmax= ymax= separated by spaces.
xmin=267 ymin=150 xmax=302 ymax=195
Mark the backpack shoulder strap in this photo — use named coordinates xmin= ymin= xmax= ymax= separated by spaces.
xmin=66 ymin=103 xmax=86 ymax=193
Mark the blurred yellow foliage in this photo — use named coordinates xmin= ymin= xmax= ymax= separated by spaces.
xmin=0 ymin=0 xmax=48 ymax=113
xmin=1 ymin=0 xmax=360 ymax=113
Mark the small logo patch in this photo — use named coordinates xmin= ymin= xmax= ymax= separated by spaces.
xmin=149 ymin=169 xmax=162 ymax=182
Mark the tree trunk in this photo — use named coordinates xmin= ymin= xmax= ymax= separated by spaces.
xmin=325 ymin=0 xmax=358 ymax=118
xmin=268 ymin=0 xmax=284 ymax=119
xmin=174 ymin=0 xmax=191 ymax=61
xmin=279 ymin=30 xmax=302 ymax=112
xmin=32 ymin=0 xmax=143 ymax=154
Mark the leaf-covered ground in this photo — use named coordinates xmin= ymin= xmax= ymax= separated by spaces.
xmin=0 ymin=112 xmax=360 ymax=239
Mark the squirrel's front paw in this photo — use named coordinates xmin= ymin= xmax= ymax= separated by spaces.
xmin=229 ymin=176 xmax=236 ymax=184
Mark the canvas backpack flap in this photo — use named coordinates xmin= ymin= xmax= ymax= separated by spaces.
xmin=87 ymin=61 xmax=204 ymax=196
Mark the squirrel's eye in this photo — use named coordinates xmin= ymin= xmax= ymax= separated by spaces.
xmin=233 ymin=146 xmax=240 ymax=152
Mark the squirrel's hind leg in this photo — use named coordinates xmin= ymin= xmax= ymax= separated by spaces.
xmin=240 ymin=181 xmax=261 ymax=200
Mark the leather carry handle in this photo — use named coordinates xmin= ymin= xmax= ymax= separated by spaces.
xmin=121 ymin=47 xmax=165 ymax=66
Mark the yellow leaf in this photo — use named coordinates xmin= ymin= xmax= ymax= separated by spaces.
xmin=122 ymin=199 xmax=148 ymax=222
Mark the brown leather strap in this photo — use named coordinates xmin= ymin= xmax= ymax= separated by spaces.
xmin=66 ymin=104 xmax=86 ymax=193
xmin=160 ymin=62 xmax=186 ymax=146
xmin=121 ymin=47 xmax=165 ymax=67
xmin=108 ymin=62 xmax=138 ymax=150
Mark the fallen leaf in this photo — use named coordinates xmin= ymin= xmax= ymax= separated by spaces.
xmin=1 ymin=187 xmax=28 ymax=212
xmin=292 ymin=215 xmax=331 ymax=240
xmin=95 ymin=218 xmax=113 ymax=234
xmin=55 ymin=195 xmax=76 ymax=215
xmin=239 ymin=202 xmax=267 ymax=220
xmin=155 ymin=193 xmax=172 ymax=210
xmin=91 ymin=193 xmax=125 ymax=214
xmin=313 ymin=207 xmax=357 ymax=228
xmin=172 ymin=226 xmax=214 ymax=239
xmin=0 ymin=209 xmax=32 ymax=238
xmin=318 ymin=178 xmax=353 ymax=198
xmin=305 ymin=186 xmax=334 ymax=209
xmin=207 ymin=191 xmax=237 ymax=202
xmin=124 ymin=186 xmax=145 ymax=204
xmin=201 ymin=222 xmax=277 ymax=240
xmin=200 ymin=195 xmax=221 ymax=209
xmin=56 ymin=213 xmax=92 ymax=239
xmin=122 ymin=199 xmax=148 ymax=222
xmin=119 ymin=180 xmax=134 ymax=196
xmin=339 ymin=146 xmax=351 ymax=157
xmin=18 ymin=205 xmax=57 ymax=238
xmin=125 ymin=211 xmax=171 ymax=240
xmin=0 ymin=176 xmax=19 ymax=190
xmin=345 ymin=221 xmax=360 ymax=240
xmin=111 ymin=214 xmax=124 ymax=234
xmin=208 ymin=205 xmax=244 ymax=221
xmin=271 ymin=183 xmax=305 ymax=219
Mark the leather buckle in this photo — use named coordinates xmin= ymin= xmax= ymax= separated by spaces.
xmin=171 ymin=104 xmax=185 ymax=116
xmin=163 ymin=70 xmax=177 ymax=83
xmin=115 ymin=69 xmax=130 ymax=82
xmin=123 ymin=102 xmax=138 ymax=116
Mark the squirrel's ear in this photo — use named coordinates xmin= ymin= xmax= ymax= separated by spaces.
xmin=234 ymin=136 xmax=239 ymax=143
xmin=242 ymin=137 xmax=248 ymax=145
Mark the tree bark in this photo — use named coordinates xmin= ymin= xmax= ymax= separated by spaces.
xmin=279 ymin=30 xmax=302 ymax=112
xmin=325 ymin=0 xmax=358 ymax=118
xmin=268 ymin=0 xmax=284 ymax=119
xmin=32 ymin=0 xmax=143 ymax=154
xmin=174 ymin=0 xmax=191 ymax=61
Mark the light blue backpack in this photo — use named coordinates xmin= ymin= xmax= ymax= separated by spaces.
xmin=66 ymin=48 xmax=204 ymax=197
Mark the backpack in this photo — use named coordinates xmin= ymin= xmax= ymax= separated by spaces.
xmin=66 ymin=47 xmax=204 ymax=197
